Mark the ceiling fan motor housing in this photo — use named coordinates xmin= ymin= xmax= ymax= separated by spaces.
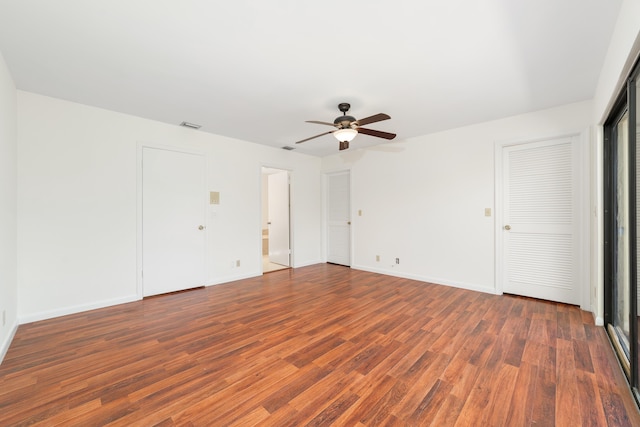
xmin=334 ymin=115 xmax=356 ymax=128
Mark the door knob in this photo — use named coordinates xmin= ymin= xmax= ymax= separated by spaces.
xmin=504 ymin=225 xmax=511 ymax=230
xmin=347 ymin=221 xmax=351 ymax=225
xmin=198 ymin=225 xmax=205 ymax=230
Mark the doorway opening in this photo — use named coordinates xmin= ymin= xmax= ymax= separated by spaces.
xmin=261 ymin=167 xmax=291 ymax=273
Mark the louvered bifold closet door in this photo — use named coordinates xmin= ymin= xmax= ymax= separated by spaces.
xmin=502 ymin=136 xmax=580 ymax=304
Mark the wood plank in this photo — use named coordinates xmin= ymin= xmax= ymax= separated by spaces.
xmin=530 ymin=362 xmax=557 ymax=425
xmin=334 ymin=374 xmax=397 ymax=425
xmin=556 ymin=338 xmax=581 ymax=426
xmin=408 ymin=378 xmax=453 ymax=424
xmin=0 ymin=264 xmax=637 ymax=426
xmin=504 ymin=361 xmax=538 ymax=425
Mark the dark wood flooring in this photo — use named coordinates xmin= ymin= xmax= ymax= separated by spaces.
xmin=1 ymin=264 xmax=639 ymax=426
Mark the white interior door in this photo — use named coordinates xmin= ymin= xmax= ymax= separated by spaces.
xmin=267 ymin=171 xmax=290 ymax=266
xmin=327 ymin=171 xmax=351 ymax=266
xmin=501 ymin=136 xmax=579 ymax=304
xmin=142 ymin=147 xmax=206 ymax=297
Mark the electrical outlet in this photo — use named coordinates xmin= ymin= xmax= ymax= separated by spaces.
xmin=236 ymin=260 xmax=241 ymax=267
xmin=376 ymin=255 xmax=380 ymax=262
xmin=395 ymin=258 xmax=400 ymax=264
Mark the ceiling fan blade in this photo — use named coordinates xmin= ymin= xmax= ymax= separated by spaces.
xmin=295 ymin=130 xmax=334 ymax=144
xmin=306 ymin=120 xmax=337 ymax=127
xmin=357 ymin=127 xmax=397 ymax=140
xmin=354 ymin=113 xmax=390 ymax=127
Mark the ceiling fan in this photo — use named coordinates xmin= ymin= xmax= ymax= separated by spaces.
xmin=295 ymin=103 xmax=396 ymax=151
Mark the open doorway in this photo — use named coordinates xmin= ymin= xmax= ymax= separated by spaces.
xmin=261 ymin=167 xmax=291 ymax=273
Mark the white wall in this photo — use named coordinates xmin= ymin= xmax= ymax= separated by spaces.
xmin=17 ymin=91 xmax=322 ymax=322
xmin=0 ymin=50 xmax=18 ymax=362
xmin=322 ymin=101 xmax=592 ymax=295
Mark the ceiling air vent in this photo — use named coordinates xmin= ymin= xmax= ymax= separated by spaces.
xmin=281 ymin=146 xmax=295 ymax=151
xmin=179 ymin=121 xmax=202 ymax=130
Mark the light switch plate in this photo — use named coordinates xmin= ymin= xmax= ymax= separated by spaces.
xmin=485 ymin=208 xmax=491 ymax=217
xmin=210 ymin=191 xmax=220 ymax=205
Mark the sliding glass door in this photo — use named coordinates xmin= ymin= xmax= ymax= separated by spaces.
xmin=607 ymin=109 xmax=632 ymax=373
xmin=635 ymin=70 xmax=640 ymax=395
xmin=604 ymin=60 xmax=639 ymax=403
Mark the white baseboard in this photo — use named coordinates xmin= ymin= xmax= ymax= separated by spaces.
xmin=292 ymin=259 xmax=323 ymax=268
xmin=351 ymin=264 xmax=498 ymax=295
xmin=19 ymin=294 xmax=140 ymax=325
xmin=588 ymin=304 xmax=605 ymax=326
xmin=0 ymin=320 xmax=19 ymax=364
xmin=17 ymin=268 xmax=291 ymax=325
xmin=207 ymin=272 xmax=261 ymax=287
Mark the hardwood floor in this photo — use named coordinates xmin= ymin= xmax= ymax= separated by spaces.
xmin=1 ymin=264 xmax=638 ymax=426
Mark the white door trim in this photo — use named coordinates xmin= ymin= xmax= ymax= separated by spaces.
xmin=136 ymin=142 xmax=208 ymax=299
xmin=494 ymin=133 xmax=589 ymax=309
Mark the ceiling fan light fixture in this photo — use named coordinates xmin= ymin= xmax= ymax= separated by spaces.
xmin=333 ymin=128 xmax=357 ymax=142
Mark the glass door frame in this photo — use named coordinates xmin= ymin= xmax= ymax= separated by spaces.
xmin=604 ymin=58 xmax=639 ymax=403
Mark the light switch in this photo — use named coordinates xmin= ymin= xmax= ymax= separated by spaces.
xmin=484 ymin=208 xmax=491 ymax=217
xmin=358 ymin=209 xmax=362 ymax=216
xmin=210 ymin=191 xmax=220 ymax=205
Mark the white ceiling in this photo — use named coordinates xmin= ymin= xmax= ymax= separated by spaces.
xmin=0 ymin=0 xmax=622 ymax=157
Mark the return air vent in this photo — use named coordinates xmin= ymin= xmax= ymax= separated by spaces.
xmin=179 ymin=121 xmax=202 ymax=130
